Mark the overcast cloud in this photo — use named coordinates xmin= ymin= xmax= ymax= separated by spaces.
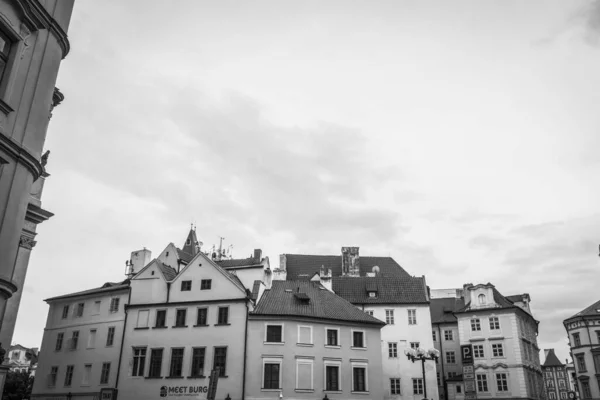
xmin=13 ymin=0 xmax=600 ymax=361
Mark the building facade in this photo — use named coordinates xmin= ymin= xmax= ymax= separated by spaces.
xmin=0 ymin=0 xmax=74 ymax=360
xmin=563 ymin=299 xmax=600 ymax=400
xmin=6 ymin=343 xmax=38 ymax=375
xmin=542 ymin=349 xmax=570 ymax=400
xmin=31 ymin=281 xmax=129 ymax=399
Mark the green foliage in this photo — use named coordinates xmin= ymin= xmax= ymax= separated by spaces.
xmin=2 ymin=370 xmax=33 ymax=400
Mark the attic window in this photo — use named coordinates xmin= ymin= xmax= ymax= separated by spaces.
xmin=368 ymin=292 xmax=377 ymax=298
xmin=294 ymin=293 xmax=310 ymax=304
xmin=151 ymin=271 xmax=155 ymax=276
xmin=478 ymin=294 xmax=486 ymax=305
xmin=186 ymin=239 xmax=191 ymax=245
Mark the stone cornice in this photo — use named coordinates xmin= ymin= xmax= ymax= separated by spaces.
xmin=25 ymin=202 xmax=53 ymax=225
xmin=12 ymin=0 xmax=70 ymax=59
xmin=0 ymin=278 xmax=18 ymax=298
xmin=18 ymin=235 xmax=36 ymax=250
xmin=0 ymin=132 xmax=44 ymax=180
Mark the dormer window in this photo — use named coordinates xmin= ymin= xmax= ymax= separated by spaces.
xmin=478 ymin=294 xmax=486 ymax=305
xmin=368 ymin=291 xmax=377 ymax=298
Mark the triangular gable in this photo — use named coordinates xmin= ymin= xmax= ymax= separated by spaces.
xmin=132 ymin=259 xmax=173 ymax=281
xmin=156 ymin=243 xmax=181 ymax=271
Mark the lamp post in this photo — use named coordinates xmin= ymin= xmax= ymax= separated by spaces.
xmin=404 ymin=347 xmax=440 ymax=400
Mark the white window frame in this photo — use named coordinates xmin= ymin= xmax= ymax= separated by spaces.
xmin=136 ymin=309 xmax=149 ymax=328
xmin=261 ymin=357 xmax=282 ymax=391
xmin=351 ymin=329 xmax=366 ymax=349
xmin=264 ymin=323 xmax=284 ymax=344
xmin=471 ymin=318 xmax=481 ymax=331
xmin=385 ymin=309 xmax=395 ymax=325
xmin=476 ymin=373 xmax=489 ymax=392
xmin=489 ymin=316 xmax=500 ymax=330
xmin=408 ymin=309 xmax=417 ymax=325
xmin=87 ymin=329 xmax=97 ymax=349
xmin=410 ymin=341 xmax=420 ymax=350
xmin=109 ymin=297 xmax=120 ymax=313
xmin=297 ymin=325 xmax=313 ymax=346
xmin=474 ymin=344 xmax=485 ymax=358
xmin=82 ymin=364 xmax=92 ymax=386
xmin=496 ymin=372 xmax=509 ymax=392
xmin=324 ymin=327 xmax=341 ymax=348
xmin=132 ymin=347 xmax=147 ymax=377
xmin=295 ymin=358 xmax=314 ymax=391
xmin=351 ymin=361 xmax=369 ymax=393
xmin=388 ymin=342 xmax=398 ymax=358
xmin=390 ymin=377 xmax=401 ymax=395
xmin=93 ymin=301 xmax=101 ymax=315
xmin=323 ymin=359 xmax=342 ymax=392
xmin=364 ymin=309 xmax=374 ymax=316
xmin=444 ymin=329 xmax=454 ymax=341
xmin=492 ymin=343 xmax=504 ymax=357
xmin=445 ymin=351 xmax=456 ymax=364
xmin=413 ymin=378 xmax=424 ymax=395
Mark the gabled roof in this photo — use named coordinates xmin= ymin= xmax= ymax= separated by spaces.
xmin=157 ymin=261 xmax=177 ymax=281
xmin=456 ymin=285 xmax=516 ymax=313
xmin=44 ymin=280 xmax=129 ymax=302
xmin=181 ymin=228 xmax=200 ymax=259
xmin=252 ymin=280 xmax=385 ymax=326
xmin=217 ymin=257 xmax=263 ymax=269
xmin=333 ymin=276 xmax=428 ymax=304
xmin=566 ymin=299 xmax=600 ymax=320
xmin=430 ymin=297 xmax=466 ymax=324
xmin=177 ymin=249 xmax=195 ymax=264
xmin=543 ymin=349 xmax=565 ymax=367
xmin=283 ymin=254 xmax=410 ymax=280
xmin=174 ymin=252 xmax=247 ymax=294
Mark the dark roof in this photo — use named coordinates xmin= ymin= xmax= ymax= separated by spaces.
xmin=283 ymin=254 xmax=410 ymax=280
xmin=543 ymin=349 xmax=565 ymax=367
xmin=251 ymin=280 xmax=262 ymax=301
xmin=447 ymin=374 xmax=463 ymax=382
xmin=181 ymin=228 xmax=200 ymax=259
xmin=177 ymin=249 xmax=195 ymax=264
xmin=157 ymin=261 xmax=177 ymax=281
xmin=217 ymin=257 xmax=262 ymax=268
xmin=45 ymin=280 xmax=129 ymax=302
xmin=333 ymin=276 xmax=428 ymax=304
xmin=456 ymin=285 xmax=516 ymax=313
xmin=566 ymin=299 xmax=600 ymax=320
xmin=252 ymin=280 xmax=385 ymax=326
xmin=430 ymin=297 xmax=466 ymax=324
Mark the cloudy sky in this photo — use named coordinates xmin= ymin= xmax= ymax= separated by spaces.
xmin=13 ymin=0 xmax=600 ymax=361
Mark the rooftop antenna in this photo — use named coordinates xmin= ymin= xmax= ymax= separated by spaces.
xmin=217 ymin=236 xmax=225 ymax=261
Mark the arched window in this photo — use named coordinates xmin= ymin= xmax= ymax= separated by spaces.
xmin=478 ymin=294 xmax=486 ymax=305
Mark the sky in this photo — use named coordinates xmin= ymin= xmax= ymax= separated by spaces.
xmin=12 ymin=0 xmax=600 ymax=362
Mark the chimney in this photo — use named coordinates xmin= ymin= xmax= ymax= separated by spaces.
xmin=320 ymin=267 xmax=333 ymax=292
xmin=341 ymin=247 xmax=360 ymax=277
xmin=279 ymin=254 xmax=287 ymax=271
xmin=127 ymin=248 xmax=152 ymax=277
xmin=254 ymin=249 xmax=262 ymax=261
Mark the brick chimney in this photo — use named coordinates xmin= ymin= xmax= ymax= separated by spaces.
xmin=279 ymin=254 xmax=287 ymax=271
xmin=341 ymin=247 xmax=360 ymax=277
xmin=319 ymin=265 xmax=333 ymax=292
xmin=254 ymin=249 xmax=262 ymax=261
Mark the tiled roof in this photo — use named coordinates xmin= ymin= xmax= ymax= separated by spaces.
xmin=44 ymin=281 xmax=129 ymax=302
xmin=430 ymin=297 xmax=466 ymax=324
xmin=251 ymin=280 xmax=262 ymax=301
xmin=283 ymin=254 xmax=410 ymax=280
xmin=157 ymin=261 xmax=177 ymax=281
xmin=217 ymin=257 xmax=262 ymax=268
xmin=181 ymin=228 xmax=200 ymax=259
xmin=177 ymin=249 xmax=195 ymax=264
xmin=456 ymin=285 xmax=516 ymax=313
xmin=543 ymin=349 xmax=564 ymax=367
xmin=227 ymin=271 xmax=245 ymax=291
xmin=332 ymin=276 xmax=428 ymax=305
xmin=506 ymin=294 xmax=524 ymax=303
xmin=252 ymin=280 xmax=385 ymax=326
xmin=566 ymin=299 xmax=600 ymax=320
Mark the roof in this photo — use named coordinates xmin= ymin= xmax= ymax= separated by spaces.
xmin=177 ymin=249 xmax=195 ymax=264
xmin=333 ymin=276 xmax=428 ymax=304
xmin=45 ymin=280 xmax=130 ymax=302
xmin=227 ymin=271 xmax=245 ymax=291
xmin=543 ymin=349 xmax=565 ymax=367
xmin=181 ymin=228 xmax=200 ymax=259
xmin=566 ymin=299 xmax=600 ymax=320
xmin=157 ymin=261 xmax=177 ymax=281
xmin=217 ymin=257 xmax=262 ymax=269
xmin=251 ymin=280 xmax=262 ymax=301
xmin=430 ymin=297 xmax=466 ymax=324
xmin=456 ymin=285 xmax=516 ymax=313
xmin=252 ymin=280 xmax=385 ymax=326
xmin=283 ymin=254 xmax=410 ymax=280
xmin=506 ymin=294 xmax=524 ymax=303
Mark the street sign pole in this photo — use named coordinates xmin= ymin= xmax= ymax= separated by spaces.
xmin=461 ymin=344 xmax=477 ymax=400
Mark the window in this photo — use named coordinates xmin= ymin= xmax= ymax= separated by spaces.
xmin=561 ymin=393 xmax=568 ymax=400
xmin=296 ymin=360 xmax=313 ymax=390
xmin=55 ymin=333 xmax=64 ymax=351
xmin=48 ymin=367 xmax=58 ymax=387
xmin=476 ymin=374 xmax=488 ymax=392
xmin=109 ymin=298 xmax=120 ymax=313
xmin=550 ymin=393 xmax=557 ymax=400
xmin=492 ymin=343 xmax=504 ymax=357
xmin=326 ymin=329 xmax=338 ymax=346
xmin=410 ymin=342 xmax=420 ymax=349
xmin=87 ymin=329 xmax=97 ymax=348
xmin=93 ymin=301 xmax=101 ymax=315
xmin=326 ymin=365 xmax=340 ymax=391
xmin=0 ymin=30 xmax=11 ymax=83
xmin=576 ymin=354 xmax=587 ymax=372
xmin=559 ymin=379 xmax=566 ymax=388
xmin=365 ymin=310 xmax=374 ymax=316
xmin=597 ymin=330 xmax=600 ymax=344
xmin=64 ymin=365 xmax=74 ymax=387
xmin=474 ymin=345 xmax=484 ymax=358
xmin=132 ymin=348 xmax=146 ymax=377
xmin=266 ymin=325 xmax=283 ymax=343
xmin=352 ymin=366 xmax=367 ymax=392
xmin=148 ymin=349 xmax=163 ymax=377
xmin=353 ymin=331 xmax=365 ymax=348
xmin=61 ymin=305 xmax=69 ymax=319
xmin=196 ymin=308 xmax=207 ymax=326
xmin=581 ymin=381 xmax=592 ymax=399
xmin=100 ymin=362 xmax=111 ymax=384
xmin=448 ymin=372 xmax=458 ymax=378
xmin=106 ymin=327 xmax=115 ymax=346
xmin=136 ymin=310 xmax=149 ymax=328
xmin=155 ymin=310 xmax=166 ymax=328
xmin=201 ymin=279 xmax=212 ymax=290
xmin=298 ymin=325 xmax=312 ymax=344
xmin=213 ymin=347 xmax=227 ymax=376
xmin=76 ymin=303 xmax=84 ymax=317
xmin=388 ymin=342 xmax=398 ymax=358
xmin=263 ymin=362 xmax=281 ymax=389
xmin=413 ymin=378 xmax=424 ymax=394
xmin=471 ymin=318 xmax=481 ymax=331
xmin=386 ymin=309 xmax=395 ymax=324
xmin=456 ymin=385 xmax=462 ymax=393
xmin=446 ymin=351 xmax=456 ymax=364
xmin=181 ymin=280 xmax=192 ymax=291
xmin=217 ymin=307 xmax=228 ymax=325
xmin=82 ymin=364 xmax=91 ymax=386
xmin=444 ymin=330 xmax=453 ymax=341
xmin=489 ymin=316 xmax=500 ymax=330
xmin=573 ymin=333 xmax=581 ymax=347
xmin=191 ymin=348 xmax=205 ymax=377
xmin=391 ymin=378 xmax=401 ymax=395
xmin=175 ymin=309 xmax=187 ymax=327
xmin=169 ymin=348 xmax=184 ymax=377
xmin=478 ymin=294 xmax=486 ymax=305
xmin=408 ymin=309 xmax=417 ymax=325
xmin=432 ymin=330 xmax=437 ymax=341
xmin=437 ymin=372 xmax=441 ymax=386
xmin=496 ymin=373 xmax=508 ymax=391
xmin=70 ymin=331 xmax=79 ymax=350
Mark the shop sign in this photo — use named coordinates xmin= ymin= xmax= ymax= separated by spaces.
xmin=159 ymin=385 xmax=209 ymax=398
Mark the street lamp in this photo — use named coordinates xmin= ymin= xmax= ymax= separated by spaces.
xmin=404 ymin=347 xmax=440 ymax=400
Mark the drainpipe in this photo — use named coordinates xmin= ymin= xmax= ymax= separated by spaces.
xmin=115 ymin=286 xmax=132 ymax=393
xmin=242 ymin=300 xmax=249 ymax=400
xmin=166 ymin=282 xmax=171 ymax=303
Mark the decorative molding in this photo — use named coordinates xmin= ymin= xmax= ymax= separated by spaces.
xmin=24 ymin=202 xmax=53 ymax=225
xmin=0 ymin=278 xmax=18 ymax=298
xmin=19 ymin=22 xmax=31 ymax=60
xmin=18 ymin=235 xmax=36 ymax=250
xmin=49 ymin=87 xmax=63 ymax=119
xmin=0 ymin=132 xmax=44 ymax=180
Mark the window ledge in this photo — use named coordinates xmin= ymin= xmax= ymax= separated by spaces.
xmin=325 ymin=345 xmax=341 ymax=349
xmin=264 ymin=342 xmax=285 ymax=345
xmin=145 ymin=376 xmax=164 ymax=379
xmin=166 ymin=376 xmax=184 ymax=379
xmin=187 ymin=375 xmax=206 ymax=379
xmin=296 ymin=343 xmax=313 ymax=347
xmin=152 ymin=326 xmax=168 ymax=330
xmin=134 ymin=327 xmax=149 ymax=330
xmin=351 ymin=346 xmax=367 ymax=350
xmin=214 ymin=323 xmax=231 ymax=326
xmin=324 ymin=390 xmax=342 ymax=394
xmin=193 ymin=324 xmax=209 ymax=328
xmin=172 ymin=325 xmax=189 ymax=329
xmin=352 ymin=391 xmax=370 ymax=395
xmin=295 ymin=389 xmax=314 ymax=393
xmin=261 ymin=388 xmax=282 ymax=391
